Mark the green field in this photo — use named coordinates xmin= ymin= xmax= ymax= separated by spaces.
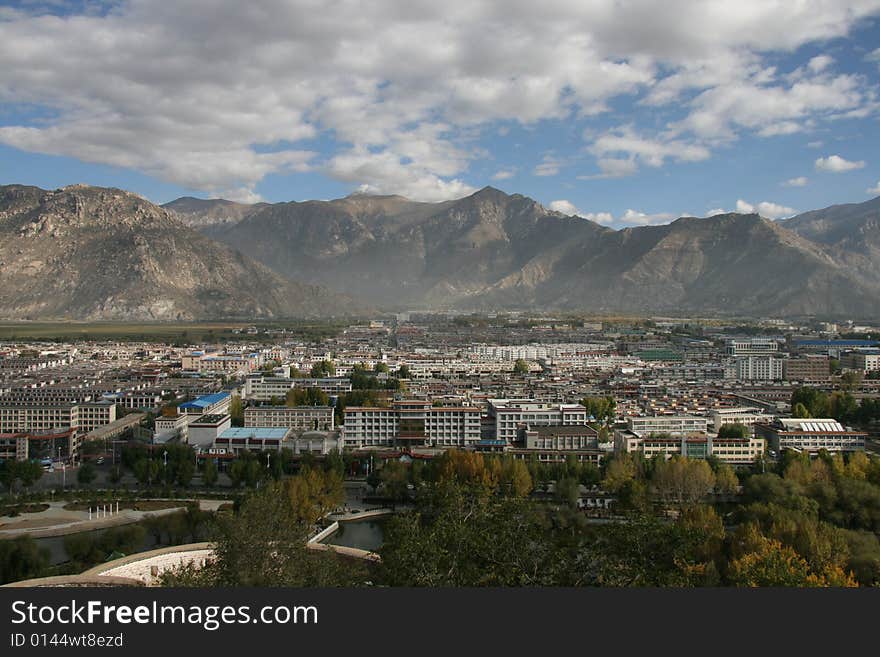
xmin=0 ymin=320 xmax=349 ymax=343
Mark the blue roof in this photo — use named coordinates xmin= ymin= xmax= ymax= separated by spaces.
xmin=477 ymin=439 xmax=507 ymax=446
xmin=219 ymin=427 xmax=289 ymax=439
xmin=179 ymin=391 xmax=230 ymax=410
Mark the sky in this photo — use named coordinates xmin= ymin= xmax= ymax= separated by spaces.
xmin=0 ymin=1 xmax=879 ymax=228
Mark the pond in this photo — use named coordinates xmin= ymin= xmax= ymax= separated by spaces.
xmin=319 ymin=518 xmax=386 ymax=552
xmin=34 ymin=526 xmax=161 ymax=566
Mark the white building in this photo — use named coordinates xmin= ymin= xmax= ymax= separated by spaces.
xmin=244 ymin=405 xmax=334 ymax=431
xmin=626 ymin=415 xmax=708 ymax=436
xmin=488 ymin=399 xmax=590 ymax=443
xmin=343 ymin=399 xmax=480 ymax=449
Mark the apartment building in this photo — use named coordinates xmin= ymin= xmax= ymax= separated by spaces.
xmin=783 ymin=355 xmax=831 ymax=382
xmin=711 ymin=407 xmax=772 ymax=432
xmin=755 ymin=418 xmax=867 ymax=454
xmin=244 ymin=405 xmax=334 ymax=431
xmin=615 ymin=430 xmax=764 ymax=465
xmin=626 ymin=415 xmax=709 ymax=436
xmin=488 ymin=399 xmax=590 ymax=443
xmin=187 ymin=414 xmax=232 ymax=449
xmin=734 ymin=356 xmax=784 ymax=381
xmin=343 ymin=399 xmax=480 ymax=449
xmin=243 ymin=376 xmax=352 ymax=401
xmin=726 ymin=338 xmax=780 ymax=356
xmin=840 ymin=350 xmax=880 ymax=373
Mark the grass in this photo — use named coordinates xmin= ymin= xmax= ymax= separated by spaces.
xmin=0 ymin=319 xmax=349 ymax=343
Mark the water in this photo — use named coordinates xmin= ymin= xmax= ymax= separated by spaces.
xmin=34 ymin=527 xmax=160 ymax=565
xmin=320 ymin=518 xmax=386 ymax=552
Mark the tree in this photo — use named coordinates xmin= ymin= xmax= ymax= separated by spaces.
xmin=77 ymin=462 xmax=97 ymax=486
xmin=651 ymin=456 xmax=716 ymax=508
xmin=601 ymin=452 xmax=639 ymax=493
xmin=286 ymin=386 xmax=329 ymax=407
xmin=310 ymin=360 xmax=336 ymax=377
xmin=793 ymin=402 xmax=811 ymax=418
xmin=379 ymin=460 xmax=410 ymax=506
xmin=555 ymin=476 xmax=581 ymax=508
xmin=229 ymin=395 xmax=244 ymax=427
xmin=133 ymin=457 xmax=159 ymax=486
xmin=374 ymin=361 xmax=389 ymax=373
xmin=0 ymin=537 xmax=50 ymax=585
xmin=176 ymin=458 xmax=195 ymax=487
xmin=286 ymin=467 xmax=345 ymax=526
xmin=582 ymin=396 xmax=616 ymax=425
xmin=162 ymin=482 xmax=364 ymax=587
xmin=717 ymin=423 xmax=749 ymax=439
xmin=397 ymin=364 xmax=411 ymax=379
xmin=512 ymin=358 xmax=530 ymax=375
xmin=728 ymin=524 xmax=857 ymax=587
xmin=714 ymin=463 xmax=739 ymax=495
xmin=202 ymin=458 xmax=218 ymax=487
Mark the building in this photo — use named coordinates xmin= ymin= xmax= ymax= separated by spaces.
xmin=755 ymin=418 xmax=866 ymax=454
xmin=726 ymin=338 xmax=780 ymax=356
xmin=734 ymin=356 xmax=784 ymax=381
xmin=626 ymin=415 xmax=708 ymax=436
xmin=244 ymin=405 xmax=334 ymax=431
xmin=711 ymin=407 xmax=772 ymax=433
xmin=291 ymin=430 xmax=339 ymax=455
xmin=178 ymin=392 xmax=231 ymax=417
xmin=213 ymin=427 xmax=291 ymax=454
xmin=508 ymin=424 xmax=604 ymax=466
xmin=488 ymin=399 xmax=590 ymax=444
xmin=0 ymin=400 xmax=117 ymax=460
xmin=616 ymin=430 xmax=764 ymax=465
xmin=243 ymin=376 xmax=351 ymax=401
xmin=187 ymin=414 xmax=232 ymax=449
xmin=343 ymin=400 xmax=480 ymax=449
xmin=153 ymin=414 xmax=189 ymax=444
xmin=840 ymin=350 xmax=880 ymax=373
xmin=783 ymin=356 xmax=831 ymax=382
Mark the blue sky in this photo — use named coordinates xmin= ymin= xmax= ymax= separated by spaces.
xmin=1 ymin=1 xmax=879 ymax=226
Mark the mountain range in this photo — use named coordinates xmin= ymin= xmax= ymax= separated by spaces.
xmin=0 ymin=185 xmax=353 ymax=321
xmin=0 ymin=182 xmax=878 ymax=320
xmin=164 ymin=187 xmax=880 ymax=318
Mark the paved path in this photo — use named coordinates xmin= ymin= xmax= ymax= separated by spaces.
xmin=0 ymin=499 xmax=229 ymax=539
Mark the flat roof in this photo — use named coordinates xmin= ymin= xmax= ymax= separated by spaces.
xmin=219 ymin=427 xmax=289 ymax=439
xmin=179 ymin=391 xmax=230 ymax=409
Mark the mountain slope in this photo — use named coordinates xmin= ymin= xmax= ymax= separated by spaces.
xmin=0 ymin=185 xmax=355 ymax=320
xmin=198 ymin=186 xmax=879 ymax=316
xmin=783 ymin=196 xmax=880 ymax=286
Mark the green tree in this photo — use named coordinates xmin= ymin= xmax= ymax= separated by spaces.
xmin=512 ymin=358 xmax=530 ymax=375
xmin=0 ymin=537 xmax=50 ymax=585
xmin=310 ymin=360 xmax=336 ymax=377
xmin=229 ymin=395 xmax=244 ymax=427
xmin=77 ymin=462 xmax=97 ymax=486
xmin=717 ymin=423 xmax=749 ymax=439
xmin=202 ymin=458 xmax=218 ymax=487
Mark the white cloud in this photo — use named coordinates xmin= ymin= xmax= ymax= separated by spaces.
xmin=491 ymin=169 xmax=515 ymax=181
xmin=867 ymin=48 xmax=880 ymax=62
xmin=807 ymin=140 xmax=824 ymax=148
xmin=808 ymin=55 xmax=834 ymax=73
xmin=736 ymin=199 xmax=796 ymax=219
xmin=0 ymin=2 xmax=878 ymax=197
xmin=868 ymin=180 xmax=880 ymax=195
xmin=783 ymin=176 xmax=809 ymax=187
xmin=620 ymin=209 xmax=676 ymax=226
xmin=706 ymin=208 xmax=728 ymax=216
xmin=548 ymin=199 xmax=613 ymax=224
xmin=533 ymin=156 xmax=562 ymax=177
xmin=587 ymin=126 xmax=710 ymax=175
xmin=815 ymin=154 xmax=866 ymax=172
